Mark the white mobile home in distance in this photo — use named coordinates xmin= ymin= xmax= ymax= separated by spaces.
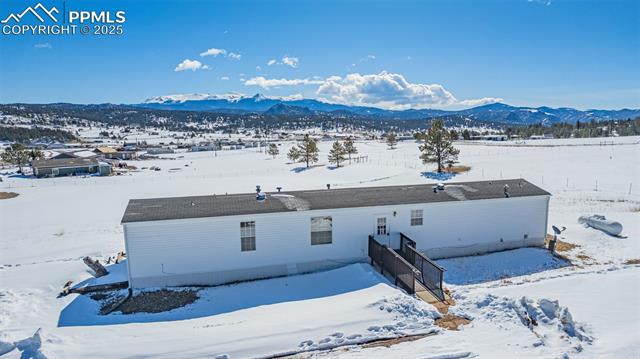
xmin=121 ymin=179 xmax=550 ymax=288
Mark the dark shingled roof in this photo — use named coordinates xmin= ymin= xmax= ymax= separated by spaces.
xmin=32 ymin=157 xmax=99 ymax=169
xmin=121 ymin=179 xmax=550 ymax=224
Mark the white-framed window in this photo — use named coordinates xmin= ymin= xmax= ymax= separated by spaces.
xmin=410 ymin=209 xmax=423 ymax=226
xmin=376 ymin=217 xmax=387 ymax=235
xmin=240 ymin=221 xmax=256 ymax=251
xmin=311 ymin=216 xmax=332 ymax=245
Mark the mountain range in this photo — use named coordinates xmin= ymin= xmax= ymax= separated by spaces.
xmin=137 ymin=93 xmax=640 ymax=125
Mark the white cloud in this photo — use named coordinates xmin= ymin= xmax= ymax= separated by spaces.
xmin=359 ymin=54 xmax=376 ymax=62
xmin=220 ymin=76 xmax=230 ymax=80
xmin=34 ymin=43 xmax=52 ymax=49
xmin=315 ymin=71 xmax=501 ymax=110
xmin=528 ymin=0 xmax=551 ymax=5
xmin=267 ymin=56 xmax=299 ymax=68
xmin=256 ymin=65 xmax=262 ymax=71
xmin=458 ymin=97 xmax=504 ymax=107
xmin=200 ymin=48 xmax=241 ymax=60
xmin=277 ymin=93 xmax=304 ymax=101
xmin=200 ymin=48 xmax=226 ymax=57
xmin=174 ymin=59 xmax=209 ymax=72
xmin=282 ymin=56 xmax=299 ymax=68
xmin=243 ymin=76 xmax=323 ymax=89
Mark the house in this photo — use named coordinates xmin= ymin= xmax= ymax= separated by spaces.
xmin=51 ymin=152 xmax=79 ymax=160
xmin=146 ymin=147 xmax=175 ymax=155
xmin=529 ymin=134 xmax=554 ymax=140
xmin=32 ymin=158 xmax=102 ymax=177
xmin=120 ymin=179 xmax=550 ymax=289
xmin=190 ymin=144 xmax=218 ymax=152
xmin=94 ymin=146 xmax=137 ymax=160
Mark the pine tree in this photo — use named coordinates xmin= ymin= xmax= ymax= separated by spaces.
xmin=343 ymin=136 xmax=358 ymax=163
xmin=449 ymin=129 xmax=459 ymax=140
xmin=287 ymin=146 xmax=301 ymax=162
xmin=386 ymin=132 xmax=398 ymax=150
xmin=288 ymin=134 xmax=319 ymax=168
xmin=419 ymin=120 xmax=460 ymax=173
xmin=462 ymin=129 xmax=471 ymax=140
xmin=328 ymin=140 xmax=346 ymax=168
xmin=28 ymin=148 xmax=44 ymax=161
xmin=299 ymin=134 xmax=319 ymax=167
xmin=1 ymin=144 xmax=30 ymax=173
xmin=267 ymin=143 xmax=279 ymax=158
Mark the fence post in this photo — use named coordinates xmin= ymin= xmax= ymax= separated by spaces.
xmin=630 ymin=183 xmax=633 ymax=195
xmin=393 ymin=254 xmax=398 ymax=286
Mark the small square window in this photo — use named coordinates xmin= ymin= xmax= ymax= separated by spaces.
xmin=410 ymin=209 xmax=423 ymax=226
xmin=240 ymin=221 xmax=256 ymax=251
xmin=311 ymin=216 xmax=332 ymax=245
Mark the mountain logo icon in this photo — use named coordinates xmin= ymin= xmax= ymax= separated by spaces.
xmin=1 ymin=3 xmax=59 ymax=24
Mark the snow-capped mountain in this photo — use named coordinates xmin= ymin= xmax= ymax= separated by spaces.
xmin=135 ymin=94 xmax=640 ymax=124
xmin=144 ymin=93 xmax=246 ymax=104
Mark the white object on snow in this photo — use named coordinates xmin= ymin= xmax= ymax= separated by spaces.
xmin=578 ymin=214 xmax=623 ymax=236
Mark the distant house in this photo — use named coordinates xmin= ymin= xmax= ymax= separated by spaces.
xmin=190 ymin=144 xmax=218 ymax=152
xmin=51 ymin=152 xmax=79 ymax=160
xmin=471 ymin=134 xmax=508 ymax=141
xmin=529 ymin=134 xmax=554 ymax=140
xmin=146 ymin=147 xmax=175 ymax=155
xmin=32 ymin=158 xmax=106 ymax=178
xmin=94 ymin=146 xmax=137 ymax=160
xmin=121 ymin=179 xmax=550 ymax=288
xmin=94 ymin=146 xmax=118 ymax=156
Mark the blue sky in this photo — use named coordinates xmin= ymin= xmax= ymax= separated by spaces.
xmin=0 ymin=0 xmax=638 ymax=110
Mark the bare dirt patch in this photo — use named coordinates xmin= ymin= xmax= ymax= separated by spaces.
xmin=545 ymin=234 xmax=579 ymax=252
xmin=576 ymin=254 xmax=595 ymax=262
xmin=0 ymin=192 xmax=19 ymax=200
xmin=114 ymin=288 xmax=199 ymax=314
xmin=361 ymin=332 xmax=436 ymax=349
xmin=433 ymin=295 xmax=456 ymax=315
xmin=444 ymin=165 xmax=471 ymax=174
xmin=435 ymin=313 xmax=471 ymax=331
xmin=623 ymin=259 xmax=640 ymax=265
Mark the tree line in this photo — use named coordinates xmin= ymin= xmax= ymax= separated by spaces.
xmin=504 ymin=118 xmax=640 ymax=139
xmin=0 ymin=126 xmax=78 ymax=143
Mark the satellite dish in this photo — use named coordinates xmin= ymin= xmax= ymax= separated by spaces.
xmin=552 ymin=225 xmax=566 ymax=235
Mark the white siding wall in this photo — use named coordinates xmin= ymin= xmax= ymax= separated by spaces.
xmin=124 ymin=195 xmax=549 ymax=288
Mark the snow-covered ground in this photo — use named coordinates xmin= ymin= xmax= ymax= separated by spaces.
xmin=0 ymin=135 xmax=638 ymax=358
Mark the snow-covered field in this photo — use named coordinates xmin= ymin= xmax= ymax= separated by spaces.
xmin=0 ymin=136 xmax=638 ymax=358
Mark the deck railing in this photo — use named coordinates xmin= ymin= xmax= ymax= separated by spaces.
xmin=399 ymin=233 xmax=446 ymax=301
xmin=368 ymin=235 xmax=419 ymax=294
